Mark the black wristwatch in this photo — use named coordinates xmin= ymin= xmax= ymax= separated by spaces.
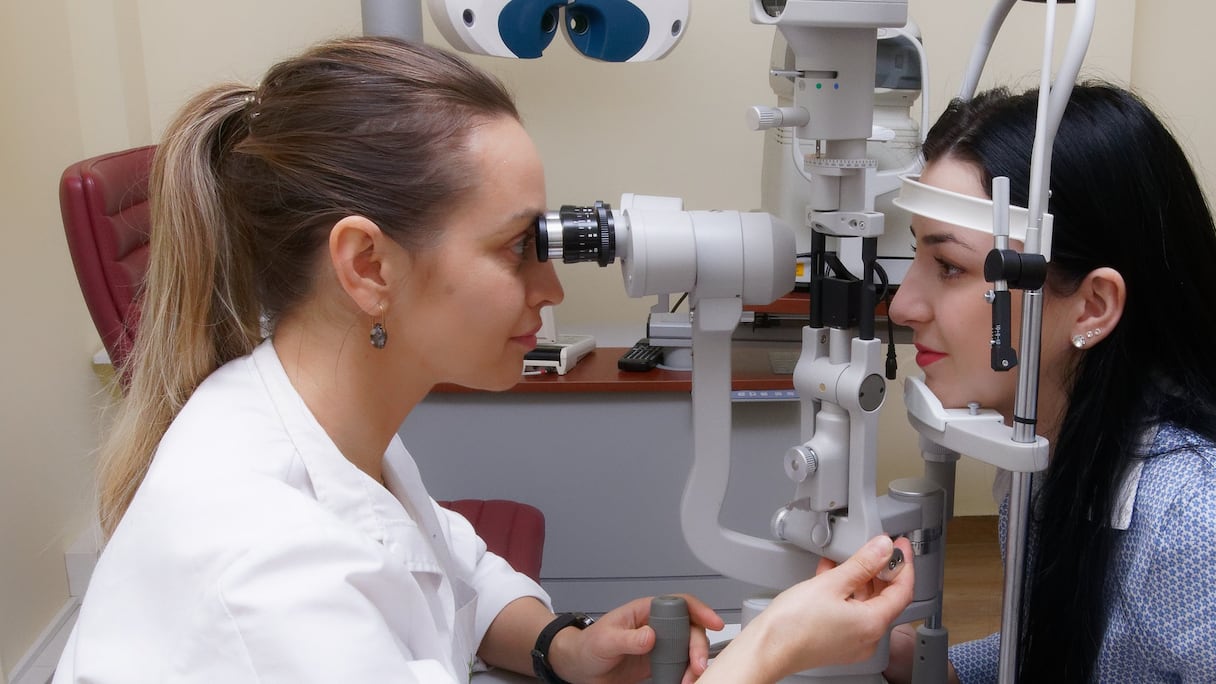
xmin=531 ymin=612 xmax=595 ymax=683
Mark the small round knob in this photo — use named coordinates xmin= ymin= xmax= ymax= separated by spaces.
xmin=747 ymin=106 xmax=780 ymax=130
xmin=784 ymin=445 xmax=818 ymax=483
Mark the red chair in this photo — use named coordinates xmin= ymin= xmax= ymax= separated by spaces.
xmin=59 ymin=147 xmax=546 ymax=582
xmin=438 ymin=499 xmax=546 ymax=582
xmin=59 ymin=145 xmax=156 ymax=376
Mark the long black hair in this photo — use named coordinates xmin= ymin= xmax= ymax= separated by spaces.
xmin=923 ymin=83 xmax=1216 ymax=680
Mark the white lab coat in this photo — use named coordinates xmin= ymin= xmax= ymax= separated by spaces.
xmin=54 ymin=340 xmax=550 ymax=683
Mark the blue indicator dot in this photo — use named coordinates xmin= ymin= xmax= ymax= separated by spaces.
xmin=834 ymin=83 xmax=840 ymax=90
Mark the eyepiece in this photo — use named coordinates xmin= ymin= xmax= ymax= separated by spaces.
xmin=535 ymin=200 xmax=616 ymax=266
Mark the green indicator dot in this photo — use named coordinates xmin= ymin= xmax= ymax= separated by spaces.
xmin=815 ymin=83 xmax=823 ymax=90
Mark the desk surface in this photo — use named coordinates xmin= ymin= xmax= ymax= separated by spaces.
xmin=434 ymin=346 xmax=796 ymax=395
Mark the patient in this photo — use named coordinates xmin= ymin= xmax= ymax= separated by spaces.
xmin=54 ymin=37 xmax=913 ymax=683
xmin=885 ymin=83 xmax=1216 ymax=682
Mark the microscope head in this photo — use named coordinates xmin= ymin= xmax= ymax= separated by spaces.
xmin=427 ymin=0 xmax=688 ymax=61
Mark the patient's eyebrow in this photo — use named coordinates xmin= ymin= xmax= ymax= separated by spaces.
xmin=911 ymin=226 xmax=977 ymax=251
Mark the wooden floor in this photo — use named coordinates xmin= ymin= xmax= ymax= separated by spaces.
xmin=940 ymin=515 xmax=1004 ymax=644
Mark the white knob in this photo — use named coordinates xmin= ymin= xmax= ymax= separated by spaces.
xmin=784 ymin=445 xmax=818 ymax=483
xmin=746 ymin=106 xmax=810 ymax=131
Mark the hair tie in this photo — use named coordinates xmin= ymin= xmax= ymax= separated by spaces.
xmin=242 ymin=92 xmax=260 ymax=119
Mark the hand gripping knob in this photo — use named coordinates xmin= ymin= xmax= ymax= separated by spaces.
xmin=649 ymin=595 xmax=689 ymax=683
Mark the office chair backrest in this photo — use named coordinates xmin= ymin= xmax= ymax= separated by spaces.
xmin=438 ymin=499 xmax=546 ymax=582
xmin=59 ymin=145 xmax=156 ymax=376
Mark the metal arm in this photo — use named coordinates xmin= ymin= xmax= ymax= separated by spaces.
xmin=360 ymin=0 xmax=423 ymax=42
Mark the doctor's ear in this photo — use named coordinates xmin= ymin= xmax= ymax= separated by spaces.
xmin=328 ymin=215 xmax=397 ymax=316
xmin=1070 ymin=267 xmax=1125 ymax=348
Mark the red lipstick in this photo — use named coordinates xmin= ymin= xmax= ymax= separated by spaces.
xmin=914 ymin=344 xmax=947 ymax=367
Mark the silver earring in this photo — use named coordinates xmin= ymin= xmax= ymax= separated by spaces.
xmin=370 ymin=305 xmax=387 ymax=349
xmin=1073 ymin=328 xmax=1103 ymax=349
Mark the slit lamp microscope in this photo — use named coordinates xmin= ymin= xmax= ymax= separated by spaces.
xmin=364 ymin=1 xmax=1097 ymax=680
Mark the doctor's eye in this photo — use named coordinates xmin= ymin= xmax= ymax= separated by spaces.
xmin=509 ymin=232 xmax=536 ymax=261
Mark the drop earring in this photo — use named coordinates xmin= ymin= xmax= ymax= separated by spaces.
xmin=370 ymin=304 xmax=388 ymax=350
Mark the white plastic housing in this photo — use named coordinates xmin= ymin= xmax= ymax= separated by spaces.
xmin=427 ymin=0 xmax=519 ymax=57
xmin=615 ymin=195 xmax=795 ymax=306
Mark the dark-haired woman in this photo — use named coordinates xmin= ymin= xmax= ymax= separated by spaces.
xmin=887 ymin=83 xmax=1216 ymax=682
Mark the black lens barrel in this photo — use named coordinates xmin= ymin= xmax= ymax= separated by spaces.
xmin=535 ymin=200 xmax=616 ymax=266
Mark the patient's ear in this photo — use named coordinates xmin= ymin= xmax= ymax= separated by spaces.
xmin=329 ymin=215 xmax=393 ymax=316
xmin=1071 ymin=267 xmax=1126 ymax=346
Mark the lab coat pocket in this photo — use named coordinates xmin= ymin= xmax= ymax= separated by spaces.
xmin=452 ymin=577 xmax=480 ymax=682
xmin=383 ymin=518 xmax=479 ymax=678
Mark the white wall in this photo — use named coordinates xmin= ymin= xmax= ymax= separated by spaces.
xmin=10 ymin=0 xmax=1214 ymax=678
xmin=0 ymin=1 xmax=113 ymax=679
xmin=1129 ymin=1 xmax=1216 ymax=197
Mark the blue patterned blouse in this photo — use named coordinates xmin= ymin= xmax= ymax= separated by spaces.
xmin=949 ymin=423 xmax=1216 ymax=683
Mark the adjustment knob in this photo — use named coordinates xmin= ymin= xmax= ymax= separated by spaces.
xmin=746 ymin=106 xmax=810 ymax=131
xmin=784 ymin=445 xmax=818 ymax=483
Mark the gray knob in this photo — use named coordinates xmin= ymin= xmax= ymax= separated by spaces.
xmin=650 ymin=595 xmax=689 ymax=684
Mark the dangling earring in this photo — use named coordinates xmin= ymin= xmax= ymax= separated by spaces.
xmin=370 ymin=304 xmax=388 ymax=350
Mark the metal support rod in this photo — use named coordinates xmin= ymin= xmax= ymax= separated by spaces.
xmin=361 ymin=0 xmax=424 ymax=42
xmin=997 ymin=471 xmax=1033 ymax=681
xmin=1013 ymin=292 xmax=1044 ymax=443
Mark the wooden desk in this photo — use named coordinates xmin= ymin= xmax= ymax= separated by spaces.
xmin=435 ymin=346 xmax=796 ymax=395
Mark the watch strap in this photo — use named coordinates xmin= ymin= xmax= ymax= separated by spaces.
xmin=531 ymin=612 xmax=594 ymax=683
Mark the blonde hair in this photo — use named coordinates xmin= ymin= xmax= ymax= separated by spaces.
xmin=98 ymin=37 xmax=519 ymax=536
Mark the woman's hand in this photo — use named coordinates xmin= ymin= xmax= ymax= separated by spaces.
xmin=701 ymin=535 xmax=916 ymax=683
xmin=550 ymin=593 xmax=725 ymax=684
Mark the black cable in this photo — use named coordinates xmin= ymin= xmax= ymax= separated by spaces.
xmin=874 ymin=262 xmax=898 ymax=380
xmin=669 ymin=292 xmax=688 ymax=313
xmin=796 ymin=248 xmax=897 ymax=375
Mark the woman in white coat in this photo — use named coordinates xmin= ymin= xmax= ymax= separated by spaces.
xmin=54 ymin=37 xmax=914 ymax=683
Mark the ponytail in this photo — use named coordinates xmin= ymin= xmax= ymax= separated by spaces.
xmin=97 ymin=37 xmax=518 ymax=537
xmin=98 ymin=85 xmax=263 ymax=536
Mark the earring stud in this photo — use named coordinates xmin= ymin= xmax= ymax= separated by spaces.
xmin=1072 ymin=328 xmax=1102 ymax=349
